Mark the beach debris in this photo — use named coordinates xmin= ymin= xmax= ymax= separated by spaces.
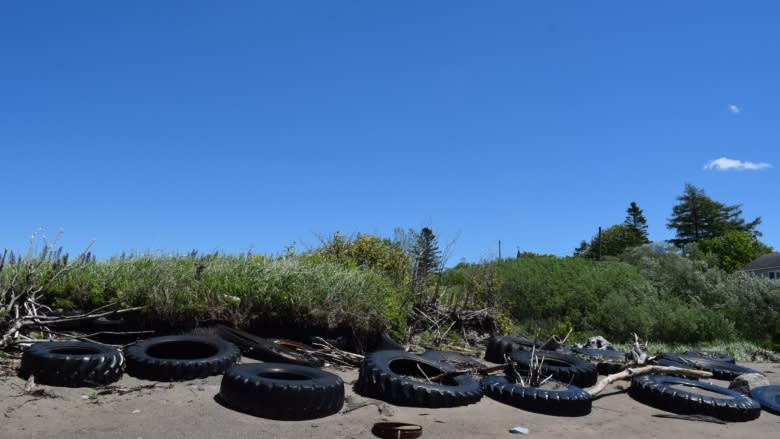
xmin=584 ymin=365 xmax=713 ymax=396
xmin=371 ymin=422 xmax=423 ymax=439
xmin=728 ymin=373 xmax=770 ymax=396
xmin=509 ymin=425 xmax=530 ymax=435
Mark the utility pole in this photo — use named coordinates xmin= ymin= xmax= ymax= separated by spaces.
xmin=498 ymin=240 xmax=502 ymax=260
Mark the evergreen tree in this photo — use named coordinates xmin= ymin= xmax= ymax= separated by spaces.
xmin=573 ymin=240 xmax=590 ymax=257
xmin=667 ymin=183 xmax=761 ymax=248
xmin=411 ymin=227 xmax=442 ymax=294
xmin=624 ymin=201 xmax=650 ymax=244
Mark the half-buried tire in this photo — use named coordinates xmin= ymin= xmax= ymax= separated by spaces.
xmin=508 ymin=350 xmax=598 ymax=388
xmin=219 ymin=363 xmax=344 ymax=420
xmin=420 ymin=350 xmax=486 ymax=369
xmin=356 ymin=350 xmax=482 ymax=407
xmin=483 ymin=336 xmax=542 ymax=364
xmin=570 ymin=347 xmax=629 ymax=376
xmin=213 ymin=325 xmax=323 ymax=367
xmin=683 ymin=350 xmax=735 ymax=364
xmin=124 ymin=335 xmax=240 ymax=381
xmin=655 ymin=352 xmax=761 ymax=381
xmin=750 ymin=385 xmax=780 ymax=416
xmin=20 ymin=341 xmax=124 ymax=387
xmin=481 ymin=375 xmax=592 ymax=416
xmin=629 ymin=374 xmax=761 ymax=422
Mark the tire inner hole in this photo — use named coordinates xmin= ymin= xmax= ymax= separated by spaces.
xmin=146 ymin=341 xmax=218 ymax=359
xmin=259 ymin=372 xmax=310 ymax=381
xmin=389 ymin=359 xmax=457 ymax=386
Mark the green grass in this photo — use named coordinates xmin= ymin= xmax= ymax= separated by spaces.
xmin=13 ymin=253 xmax=411 ymax=338
xmin=612 ymin=340 xmax=775 ymax=363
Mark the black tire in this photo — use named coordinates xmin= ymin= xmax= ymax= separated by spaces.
xmin=20 ymin=341 xmax=124 ymax=387
xmin=481 ymin=375 xmax=592 ymax=416
xmin=484 ymin=336 xmax=543 ymax=364
xmin=124 ymin=335 xmax=240 ymax=381
xmin=508 ymin=350 xmax=598 ymax=388
xmin=219 ymin=363 xmax=344 ymax=420
xmin=356 ymin=350 xmax=482 ymax=407
xmin=43 ymin=310 xmax=91 ymax=331
xmin=91 ymin=311 xmax=142 ymax=332
xmin=629 ymin=374 xmax=761 ymax=422
xmin=214 ymin=325 xmax=323 ymax=367
xmin=649 ymin=356 xmax=701 ymax=379
xmin=570 ymin=347 xmax=627 ymax=361
xmin=750 ymin=385 xmax=780 ymax=416
xmin=90 ymin=313 xmax=147 ymax=345
xmin=570 ymin=347 xmax=628 ymax=376
xmin=420 ymin=350 xmax=486 ymax=369
xmin=683 ymin=350 xmax=735 ymax=364
xmin=596 ymin=362 xmax=628 ymax=376
xmin=657 ymin=352 xmax=761 ymax=381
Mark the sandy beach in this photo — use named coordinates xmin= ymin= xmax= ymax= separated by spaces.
xmin=1 ymin=358 xmax=778 ymax=439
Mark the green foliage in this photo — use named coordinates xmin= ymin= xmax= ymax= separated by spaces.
xmin=411 ymin=227 xmax=442 ymax=296
xmin=576 ymin=202 xmax=650 ymax=260
xmin=721 ymin=271 xmax=780 ymax=347
xmin=315 ymin=232 xmax=410 ymax=287
xmin=496 ymin=255 xmax=652 ymax=339
xmin=439 ymin=261 xmax=500 ymax=308
xmin=573 ymin=240 xmax=590 ymax=257
xmin=624 ymin=201 xmax=650 ymax=244
xmin=581 ymin=224 xmax=646 ymax=259
xmin=621 ymin=244 xmax=779 ymax=344
xmin=35 ymin=253 xmax=410 ymax=337
xmin=5 ymin=224 xmax=778 ymax=349
xmin=630 ymin=340 xmax=774 ymax=362
xmin=667 ymin=183 xmax=761 ymax=248
xmin=695 ymin=230 xmax=774 ymax=273
xmin=438 ymin=246 xmax=778 ymax=344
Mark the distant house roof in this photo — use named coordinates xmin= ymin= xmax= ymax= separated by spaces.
xmin=743 ymin=253 xmax=780 ymax=271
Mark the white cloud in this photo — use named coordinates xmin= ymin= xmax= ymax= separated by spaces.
xmin=728 ymin=104 xmax=741 ymax=114
xmin=704 ymin=157 xmax=772 ymax=171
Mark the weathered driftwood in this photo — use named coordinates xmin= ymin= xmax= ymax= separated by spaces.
xmin=585 ymin=365 xmax=713 ymax=396
xmin=310 ymin=336 xmax=365 ymax=367
xmin=1 ymin=304 xmax=146 ymax=348
xmin=628 ymin=332 xmax=648 ymax=365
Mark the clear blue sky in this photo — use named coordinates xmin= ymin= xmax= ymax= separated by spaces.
xmin=2 ymin=1 xmax=778 ymax=263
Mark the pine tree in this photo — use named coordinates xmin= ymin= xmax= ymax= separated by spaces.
xmin=411 ymin=227 xmax=441 ymax=294
xmin=624 ymin=201 xmax=650 ymax=245
xmin=667 ymin=183 xmax=761 ymax=248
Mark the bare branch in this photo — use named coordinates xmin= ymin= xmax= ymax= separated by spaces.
xmin=585 ymin=365 xmax=713 ymax=396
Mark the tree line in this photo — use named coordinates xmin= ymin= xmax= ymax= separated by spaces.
xmin=573 ymin=183 xmax=772 ymax=272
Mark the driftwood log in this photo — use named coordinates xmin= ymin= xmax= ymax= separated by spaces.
xmin=585 ymin=365 xmax=713 ymax=396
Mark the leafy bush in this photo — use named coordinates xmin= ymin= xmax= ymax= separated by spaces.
xmin=496 ymin=255 xmax=650 ymax=339
xmin=438 ymin=250 xmax=750 ymax=343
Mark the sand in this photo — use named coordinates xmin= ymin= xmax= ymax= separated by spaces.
xmin=1 ymin=360 xmax=778 ymax=439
